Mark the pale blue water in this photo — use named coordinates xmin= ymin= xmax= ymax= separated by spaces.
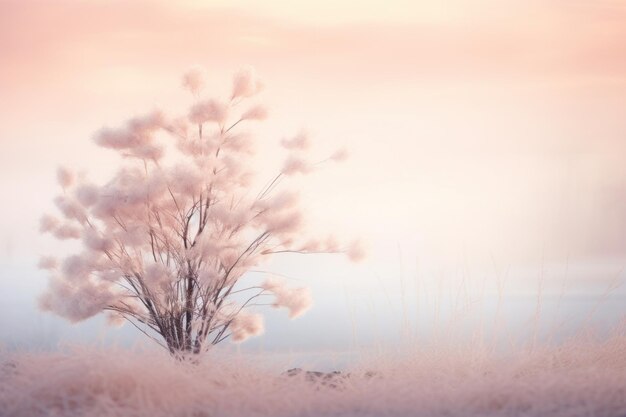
xmin=1 ymin=260 xmax=624 ymax=371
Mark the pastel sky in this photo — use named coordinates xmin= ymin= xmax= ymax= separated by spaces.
xmin=1 ymin=0 xmax=625 ymax=351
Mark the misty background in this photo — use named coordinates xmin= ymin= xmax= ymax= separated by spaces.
xmin=1 ymin=0 xmax=625 ymax=361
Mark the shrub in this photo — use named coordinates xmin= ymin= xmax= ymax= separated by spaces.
xmin=38 ymin=67 xmax=363 ymax=356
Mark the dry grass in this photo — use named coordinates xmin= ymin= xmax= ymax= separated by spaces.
xmin=1 ymin=323 xmax=625 ymax=417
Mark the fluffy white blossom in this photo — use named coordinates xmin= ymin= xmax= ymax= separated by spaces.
xmin=189 ymin=99 xmax=229 ymax=125
xmin=54 ymin=196 xmax=86 ymax=223
xmin=39 ymin=277 xmax=115 ymax=323
xmin=282 ymin=156 xmax=313 ymax=176
xmin=94 ymin=111 xmax=165 ymax=151
xmin=241 ymin=105 xmax=268 ymax=121
xmin=230 ymin=311 xmax=264 ymax=342
xmin=53 ymin=223 xmax=82 ymax=240
xmin=39 ymin=214 xmax=59 ymax=233
xmin=280 ymin=132 xmax=311 ymax=150
xmin=61 ymin=254 xmax=95 ymax=281
xmin=56 ymin=166 xmax=75 ymax=188
xmin=262 ymin=278 xmax=312 ymax=318
xmin=181 ymin=66 xmax=204 ymax=95
xmin=347 ymin=239 xmax=366 ymax=262
xmin=83 ymin=229 xmax=114 ymax=252
xmin=232 ymin=67 xmax=263 ymax=99
xmin=144 ymin=262 xmax=175 ymax=286
xmin=331 ymin=147 xmax=349 ymax=162
xmin=74 ymin=184 xmax=100 ymax=207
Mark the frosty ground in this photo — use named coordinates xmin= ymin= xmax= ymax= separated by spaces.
xmin=1 ymin=325 xmax=625 ymax=417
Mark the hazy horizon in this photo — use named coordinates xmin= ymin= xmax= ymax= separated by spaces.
xmin=1 ymin=0 xmax=625 ymax=353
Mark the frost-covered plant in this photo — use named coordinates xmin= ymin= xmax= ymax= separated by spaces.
xmin=39 ymin=67 xmax=364 ymax=356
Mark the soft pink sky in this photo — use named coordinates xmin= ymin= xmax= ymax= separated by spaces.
xmin=2 ymin=0 xmax=626 ymax=296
